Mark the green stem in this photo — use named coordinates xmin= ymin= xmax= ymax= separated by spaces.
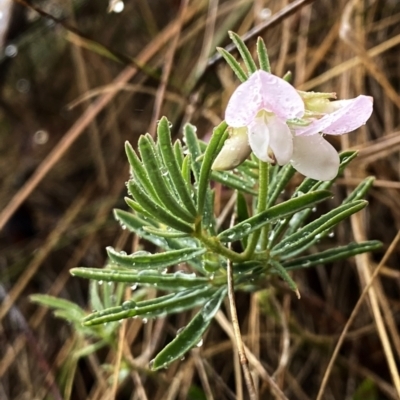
xmin=242 ymin=161 xmax=269 ymax=257
xmin=197 ymin=230 xmax=246 ymax=263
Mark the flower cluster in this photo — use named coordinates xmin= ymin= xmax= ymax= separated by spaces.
xmin=212 ymin=70 xmax=373 ymax=181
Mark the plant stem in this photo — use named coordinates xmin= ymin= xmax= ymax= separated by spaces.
xmin=197 ymin=230 xmax=246 ymax=263
xmin=243 ymin=161 xmax=269 ymax=257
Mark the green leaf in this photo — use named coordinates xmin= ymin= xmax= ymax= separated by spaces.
xmin=211 ymin=170 xmax=257 ymax=195
xmin=267 ymin=164 xmax=296 ymax=207
xmin=181 ymin=154 xmax=192 ymax=186
xmin=256 ymin=37 xmax=271 ymax=72
xmin=236 ymin=191 xmax=250 ymax=249
xmin=174 ymin=140 xmax=184 ymax=168
xmin=82 ymin=287 xmax=217 ymax=326
xmin=272 ymin=200 xmax=368 ymax=257
xmin=151 ymin=286 xmax=227 ymax=370
xmin=125 ymin=142 xmax=159 ymax=201
xmin=30 ymin=294 xmax=86 ymax=317
xmin=282 ymin=240 xmax=382 ymax=270
xmin=269 ymin=260 xmax=299 ymax=298
xmin=143 ymin=226 xmax=190 ymax=238
xmin=70 ymin=268 xmax=209 ymax=291
xmin=126 ymin=184 xmax=194 ymax=233
xmin=183 ymin=123 xmax=202 ymax=182
xmin=343 ymin=177 xmax=374 ymax=204
xmin=197 ymin=121 xmax=228 ymax=216
xmin=218 ymin=190 xmax=332 ymax=242
xmin=106 ymin=247 xmax=206 ymax=269
xmin=114 ymin=209 xmax=169 ymax=248
xmin=228 ymin=31 xmax=257 ymax=75
xmin=216 ymin=47 xmax=247 ymax=82
xmin=157 ymin=117 xmax=197 ymax=216
xmin=138 ymin=135 xmax=196 ymax=223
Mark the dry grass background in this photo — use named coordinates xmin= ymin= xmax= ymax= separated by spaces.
xmin=1 ymin=0 xmax=400 ymax=399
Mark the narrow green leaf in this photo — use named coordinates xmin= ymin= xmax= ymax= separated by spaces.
xmin=256 ymin=37 xmax=271 ymax=72
xmin=89 ymin=281 xmax=104 ymax=314
xmin=114 ymin=209 xmax=169 ymax=248
xmin=126 ymin=184 xmax=194 ymax=233
xmin=143 ymin=226 xmax=190 ymax=238
xmin=138 ymin=135 xmax=196 ymax=223
xmin=30 ymin=294 xmax=85 ymax=316
xmin=270 ymin=260 xmax=299 ymax=298
xmin=282 ymin=71 xmax=292 ymax=82
xmin=211 ymin=170 xmax=257 ymax=195
xmin=343 ymin=177 xmax=374 ymax=204
xmin=82 ymin=287 xmax=216 ymax=326
xmin=228 ymin=31 xmax=257 ymax=75
xmin=197 ymin=122 xmax=228 ymax=216
xmin=174 ymin=140 xmax=184 ymax=168
xmin=71 ymin=268 xmax=209 ymax=291
xmin=216 ymin=47 xmax=247 ymax=82
xmin=106 ymin=247 xmax=206 ymax=269
xmin=218 ymin=190 xmax=332 ymax=242
xmin=272 ymin=200 xmax=368 ymax=256
xmin=236 ymin=191 xmax=250 ymax=249
xmin=151 ymin=286 xmax=227 ymax=370
xmin=282 ymin=240 xmax=382 ymax=270
xmin=183 ymin=123 xmax=202 ymax=182
xmin=267 ymin=164 xmax=296 ymax=207
xmin=181 ymin=154 xmax=192 ymax=186
xmin=157 ymin=117 xmax=197 ymax=216
xmin=125 ymin=142 xmax=159 ymax=201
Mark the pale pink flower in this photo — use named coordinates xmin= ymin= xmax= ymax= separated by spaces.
xmin=214 ymin=70 xmax=373 ymax=181
xmin=291 ymin=95 xmax=373 ymax=180
xmin=224 ymin=70 xmax=304 ymax=166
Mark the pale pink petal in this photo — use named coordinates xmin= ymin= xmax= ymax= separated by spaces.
xmin=257 ymin=71 xmax=305 ymax=120
xmin=295 ymin=95 xmax=373 ymax=136
xmin=212 ymin=127 xmax=251 ymax=171
xmin=267 ymin=115 xmax=293 ymax=165
xmin=225 ymin=72 xmax=264 ymax=127
xmin=291 ymin=135 xmax=339 ymax=181
xmin=247 ymin=117 xmax=273 ymax=163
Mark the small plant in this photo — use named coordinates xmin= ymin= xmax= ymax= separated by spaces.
xmin=33 ymin=31 xmax=379 ymax=389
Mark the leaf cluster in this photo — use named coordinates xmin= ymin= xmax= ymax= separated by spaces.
xmin=33 ymin=33 xmax=381 ymax=371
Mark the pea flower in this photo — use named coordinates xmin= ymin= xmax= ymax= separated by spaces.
xmin=212 ymin=70 xmax=374 ymax=181
xmin=291 ymin=92 xmax=373 ymax=180
xmin=213 ymin=70 xmax=304 ymax=170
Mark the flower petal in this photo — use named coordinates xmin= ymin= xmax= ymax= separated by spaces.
xmin=212 ymin=127 xmax=251 ymax=171
xmin=248 ymin=115 xmax=293 ymax=165
xmin=225 ymin=72 xmax=264 ymax=127
xmin=257 ymin=71 xmax=305 ymax=120
xmin=247 ymin=117 xmax=272 ymax=163
xmin=291 ymin=135 xmax=339 ymax=181
xmin=267 ymin=115 xmax=293 ymax=165
xmin=295 ymin=95 xmax=373 ymax=136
